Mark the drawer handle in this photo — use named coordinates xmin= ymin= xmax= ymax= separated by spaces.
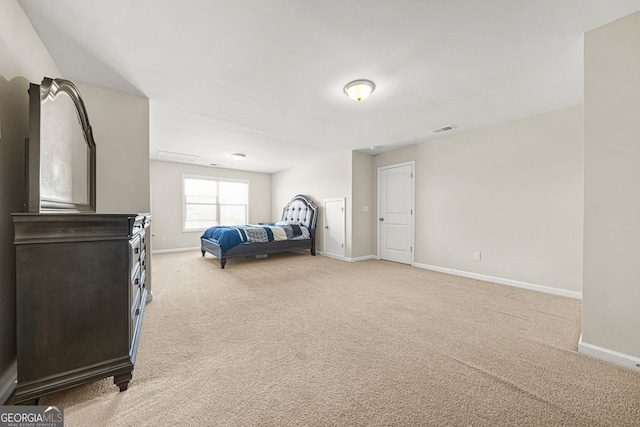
xmin=135 ymin=308 xmax=140 ymax=315
xmin=134 ymin=278 xmax=139 ymax=285
xmin=134 ymin=247 xmax=140 ymax=254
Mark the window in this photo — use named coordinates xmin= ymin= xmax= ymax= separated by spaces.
xmin=183 ymin=175 xmax=249 ymax=231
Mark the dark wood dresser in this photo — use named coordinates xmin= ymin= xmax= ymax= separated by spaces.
xmin=11 ymin=213 xmax=150 ymax=404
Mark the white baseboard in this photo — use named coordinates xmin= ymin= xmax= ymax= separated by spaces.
xmin=156 ymin=248 xmax=378 ymax=263
xmin=318 ymin=252 xmax=378 ymax=263
xmin=413 ymin=263 xmax=582 ymax=300
xmin=578 ymin=334 xmax=640 ymax=373
xmin=346 ymin=255 xmax=378 ymax=262
xmin=317 ymin=251 xmax=345 ymax=261
xmin=0 ymin=360 xmax=17 ymax=404
xmin=152 ymin=246 xmax=201 ymax=254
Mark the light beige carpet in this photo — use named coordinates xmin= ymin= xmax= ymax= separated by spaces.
xmin=42 ymin=251 xmax=640 ymax=426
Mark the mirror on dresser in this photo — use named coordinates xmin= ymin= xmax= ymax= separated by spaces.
xmin=25 ymin=77 xmax=96 ymax=213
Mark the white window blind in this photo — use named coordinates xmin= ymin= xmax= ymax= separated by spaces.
xmin=183 ymin=175 xmax=248 ymax=231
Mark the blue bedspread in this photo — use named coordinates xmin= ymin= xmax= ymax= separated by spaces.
xmin=201 ymin=224 xmax=305 ymax=253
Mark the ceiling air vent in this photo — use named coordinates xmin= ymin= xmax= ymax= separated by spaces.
xmin=157 ymin=151 xmax=199 ymax=162
xmin=432 ymin=124 xmax=456 ymax=134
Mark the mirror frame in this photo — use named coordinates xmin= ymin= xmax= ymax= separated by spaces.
xmin=26 ymin=77 xmax=96 ymax=213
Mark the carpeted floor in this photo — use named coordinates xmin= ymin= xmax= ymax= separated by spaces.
xmin=41 ymin=251 xmax=640 ymax=426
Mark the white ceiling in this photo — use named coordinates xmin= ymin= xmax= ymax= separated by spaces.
xmin=18 ymin=0 xmax=640 ymax=174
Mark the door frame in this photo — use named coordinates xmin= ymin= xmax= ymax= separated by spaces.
xmin=377 ymin=161 xmax=415 ymax=265
xmin=323 ymin=197 xmax=346 ymax=259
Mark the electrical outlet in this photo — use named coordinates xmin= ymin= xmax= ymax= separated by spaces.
xmin=474 ymin=251 xmax=481 ymax=261
xmin=363 ymin=205 xmax=369 ymax=212
xmin=161 ymin=235 xmax=166 ymax=241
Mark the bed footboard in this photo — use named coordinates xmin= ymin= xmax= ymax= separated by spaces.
xmin=201 ymin=238 xmax=227 ymax=268
xmin=201 ymin=238 xmax=313 ymax=269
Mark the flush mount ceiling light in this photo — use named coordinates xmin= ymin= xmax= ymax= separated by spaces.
xmin=343 ymin=79 xmax=376 ymax=102
xmin=231 ymin=153 xmax=246 ymax=162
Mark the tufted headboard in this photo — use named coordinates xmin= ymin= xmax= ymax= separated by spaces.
xmin=280 ymin=194 xmax=318 ymax=237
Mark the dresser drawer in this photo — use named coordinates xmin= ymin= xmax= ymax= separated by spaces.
xmin=140 ymin=230 xmax=147 ymax=253
xmin=130 ymin=286 xmax=142 ymax=344
xmin=130 ymin=235 xmax=142 ymax=267
xmin=131 ymin=286 xmax=141 ymax=318
xmin=130 ymin=261 xmax=141 ymax=287
xmin=140 ymin=268 xmax=147 ymax=289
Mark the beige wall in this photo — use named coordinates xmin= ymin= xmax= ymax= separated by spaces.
xmin=76 ymin=82 xmax=150 ymax=214
xmin=0 ymin=0 xmax=61 ymax=402
xmin=583 ymin=11 xmax=640 ymax=361
xmin=351 ymin=151 xmax=375 ymax=259
xmin=150 ymin=160 xmax=272 ymax=251
xmin=374 ymin=105 xmax=584 ymax=294
xmin=272 ymin=151 xmax=352 ymax=257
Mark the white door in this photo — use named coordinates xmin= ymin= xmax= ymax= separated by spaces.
xmin=378 ymin=163 xmax=414 ymax=264
xmin=324 ymin=198 xmax=345 ymax=258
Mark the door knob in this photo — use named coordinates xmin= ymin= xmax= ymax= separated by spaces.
xmin=379 ymin=218 xmax=384 ymax=221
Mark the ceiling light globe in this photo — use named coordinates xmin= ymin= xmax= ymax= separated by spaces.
xmin=344 ymin=79 xmax=375 ymax=102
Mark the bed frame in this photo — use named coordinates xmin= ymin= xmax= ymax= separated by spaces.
xmin=201 ymin=194 xmax=318 ymax=268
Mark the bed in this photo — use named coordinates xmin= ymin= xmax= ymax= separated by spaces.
xmin=200 ymin=194 xmax=318 ymax=268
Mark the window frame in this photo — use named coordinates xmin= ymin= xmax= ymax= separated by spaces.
xmin=182 ymin=174 xmax=250 ymax=232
